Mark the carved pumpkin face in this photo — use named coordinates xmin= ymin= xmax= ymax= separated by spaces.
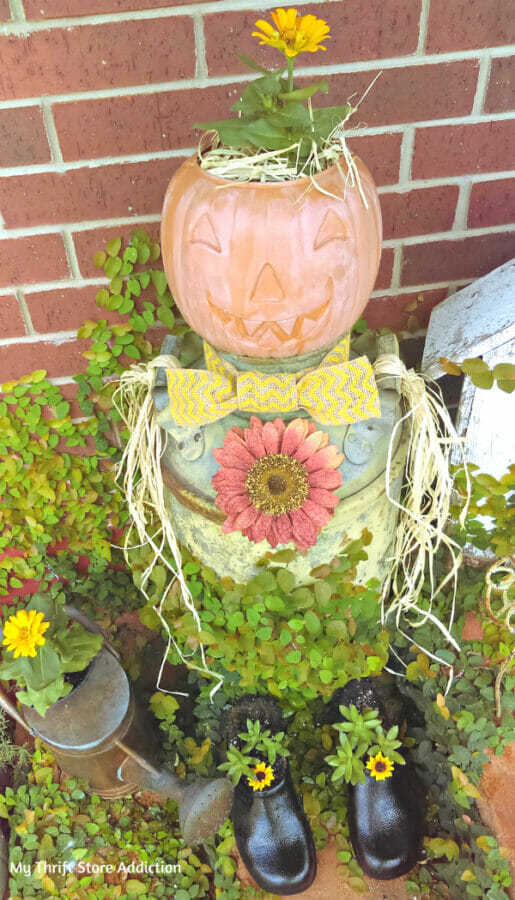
xmin=161 ymin=155 xmax=382 ymax=358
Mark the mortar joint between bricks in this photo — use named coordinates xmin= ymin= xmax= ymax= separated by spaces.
xmin=8 ymin=0 xmax=26 ymax=22
xmin=452 ymin=181 xmax=473 ymax=232
xmin=416 ymin=0 xmax=431 ymax=55
xmin=15 ymin=290 xmax=35 ymax=337
xmin=61 ymin=231 xmax=82 ymax=281
xmin=193 ymin=13 xmax=208 ymax=80
xmin=40 ymin=100 xmax=64 ymax=167
xmin=472 ymin=55 xmax=493 ymax=116
xmin=390 ymin=245 xmax=404 ymax=291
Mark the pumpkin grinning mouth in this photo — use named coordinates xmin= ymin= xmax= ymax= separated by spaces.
xmin=206 ymin=291 xmax=333 ymax=342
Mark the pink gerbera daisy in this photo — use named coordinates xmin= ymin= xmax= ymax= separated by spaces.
xmin=212 ymin=416 xmax=344 ymax=550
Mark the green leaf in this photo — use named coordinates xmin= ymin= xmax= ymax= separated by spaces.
xmin=53 ymin=624 xmax=103 ymax=673
xmin=282 ymin=81 xmax=329 ymax=102
xmin=276 ymin=568 xmax=295 ymax=594
xmin=105 ymin=238 xmax=122 ymax=257
xmin=235 ymin=53 xmax=271 ymax=75
xmin=279 ymin=628 xmax=291 ymax=646
xmin=305 ymin=611 xmax=321 ymax=635
xmin=470 ymin=371 xmax=494 ymax=390
xmin=137 ymin=243 xmax=151 ymax=265
xmin=22 ymin=640 xmax=61 ymax=689
xmin=96 ymin=289 xmax=109 ymax=307
xmin=493 ymin=362 xmax=515 ymax=381
xmin=157 ymin=306 xmax=175 ymax=330
xmin=93 ymin=251 xmax=107 ymax=268
xmin=125 ymin=879 xmax=147 ymax=896
xmin=151 ymin=270 xmax=168 ymax=297
xmin=123 ymin=247 xmax=138 ymax=264
xmin=104 ymin=257 xmax=122 ymax=280
xmin=17 ymin=677 xmax=72 ymax=717
xmin=460 ymin=357 xmax=489 ymax=375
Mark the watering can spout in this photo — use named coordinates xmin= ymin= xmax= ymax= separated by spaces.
xmin=120 ymin=753 xmax=233 ymax=845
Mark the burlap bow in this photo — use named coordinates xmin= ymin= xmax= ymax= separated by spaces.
xmin=165 ymin=335 xmax=381 ymax=426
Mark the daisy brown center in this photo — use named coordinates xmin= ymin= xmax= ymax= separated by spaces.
xmin=374 ymin=761 xmax=387 ymax=773
xmin=245 ymin=453 xmax=309 ymax=515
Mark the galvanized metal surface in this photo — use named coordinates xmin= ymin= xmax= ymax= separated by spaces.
xmin=156 ymin=333 xmax=408 ymax=585
xmin=23 ymin=646 xmax=144 ymax=797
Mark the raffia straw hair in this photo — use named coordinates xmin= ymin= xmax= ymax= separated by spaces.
xmin=373 ymin=354 xmax=471 ymax=653
xmin=113 ymin=356 xmax=223 ymax=697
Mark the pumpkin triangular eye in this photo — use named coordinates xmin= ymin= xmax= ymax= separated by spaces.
xmin=314 ymin=209 xmax=349 ymax=249
xmin=190 ymin=213 xmax=222 ymax=252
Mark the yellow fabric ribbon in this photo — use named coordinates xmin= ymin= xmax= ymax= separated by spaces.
xmin=165 ymin=335 xmax=381 ymax=426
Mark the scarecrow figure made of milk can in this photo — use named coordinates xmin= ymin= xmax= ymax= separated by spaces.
xmin=115 ymin=7 xmax=467 ymax=894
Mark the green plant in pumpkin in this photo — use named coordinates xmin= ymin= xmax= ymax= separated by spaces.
xmin=195 ymin=9 xmax=353 ymax=170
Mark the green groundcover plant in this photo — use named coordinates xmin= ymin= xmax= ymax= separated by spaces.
xmin=0 ymin=228 xmax=513 ymax=898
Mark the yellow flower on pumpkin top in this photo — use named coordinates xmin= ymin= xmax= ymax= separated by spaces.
xmin=247 ymin=761 xmax=275 ymax=792
xmin=253 ymin=8 xmax=330 ymax=58
xmin=366 ymin=751 xmax=395 ymax=781
xmin=2 ymin=609 xmax=50 ymax=659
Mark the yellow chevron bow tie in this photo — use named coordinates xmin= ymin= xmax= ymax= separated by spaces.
xmin=165 ymin=336 xmax=380 ymax=427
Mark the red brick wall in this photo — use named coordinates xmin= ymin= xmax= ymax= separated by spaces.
xmin=1 ymin=0 xmax=514 ymax=382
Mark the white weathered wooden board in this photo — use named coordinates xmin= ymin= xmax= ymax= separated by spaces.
xmin=450 ymin=340 xmax=515 ymax=477
xmin=422 ymin=257 xmax=515 ymax=378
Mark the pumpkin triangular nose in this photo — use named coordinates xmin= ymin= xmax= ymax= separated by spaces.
xmin=250 ymin=263 xmax=285 ymax=303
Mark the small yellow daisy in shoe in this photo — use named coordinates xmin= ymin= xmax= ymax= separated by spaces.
xmin=247 ymin=761 xmax=275 ymax=792
xmin=366 ymin=751 xmax=394 ymax=781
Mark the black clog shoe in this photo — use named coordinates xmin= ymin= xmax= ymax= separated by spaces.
xmin=223 ymin=695 xmax=317 ymax=895
xmin=330 ymin=677 xmax=424 ymax=880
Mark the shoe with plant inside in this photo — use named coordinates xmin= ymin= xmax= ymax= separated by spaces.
xmin=221 ymin=694 xmax=316 ymax=895
xmin=327 ymin=677 xmax=424 ymax=880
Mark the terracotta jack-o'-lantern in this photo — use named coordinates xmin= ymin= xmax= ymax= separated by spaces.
xmin=161 ymin=154 xmax=382 ymax=359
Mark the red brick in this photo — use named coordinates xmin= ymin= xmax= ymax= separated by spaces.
xmin=412 ymin=121 xmax=515 ymax=180
xmin=0 ymin=294 xmax=27 ymax=338
xmin=24 ymin=0 xmax=211 ymax=17
xmin=0 ymin=337 xmax=89 ymax=381
xmin=380 ymin=186 xmax=459 ymax=240
xmin=0 ymin=106 xmax=51 ymax=167
xmin=0 ymin=17 xmax=194 ymax=101
xmin=320 ymin=61 xmax=477 ymax=129
xmin=205 ymin=0 xmax=421 ymax=75
xmin=0 ymin=157 xmax=182 ymax=228
xmin=468 ymin=178 xmax=515 ymax=229
xmin=346 ymin=133 xmax=402 ymax=187
xmin=0 ymin=234 xmax=69 ymax=288
xmin=0 ymin=0 xmax=11 ymax=20
xmin=363 ymin=289 xmax=447 ymax=332
xmin=427 ymin=0 xmax=515 ymax=52
xmin=27 ymin=285 xmax=109 ymax=333
xmin=53 ymin=83 xmax=245 ymax=161
xmin=401 ymin=232 xmax=515 ymax=286
xmin=484 ymin=56 xmax=515 ymax=114
xmin=374 ymin=248 xmax=394 ymax=291
xmin=72 ymin=222 xmax=160 ymax=279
